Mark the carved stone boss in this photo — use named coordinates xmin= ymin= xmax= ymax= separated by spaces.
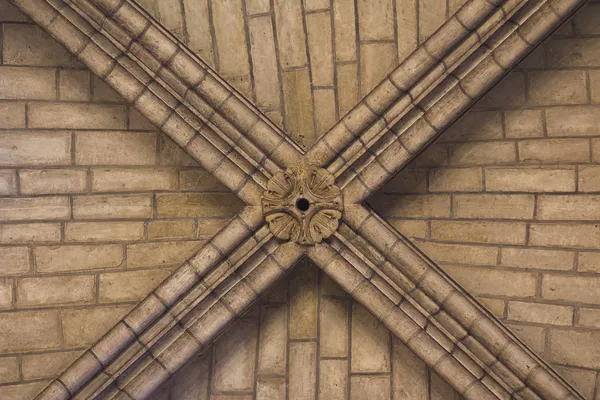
xmin=262 ymin=165 xmax=343 ymax=245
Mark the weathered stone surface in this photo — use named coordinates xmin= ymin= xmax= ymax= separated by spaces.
xmin=0 ymin=131 xmax=72 ymax=166
xmin=29 ymin=104 xmax=127 ymax=129
xmin=0 ymin=67 xmax=56 ymax=100
xmin=20 ymin=168 xmax=88 ymax=194
xmin=0 ymin=311 xmax=61 ymax=353
xmin=351 ymin=303 xmax=390 ymax=373
xmin=99 ymin=269 xmax=172 ymax=302
xmin=61 ymin=305 xmax=132 ymax=347
xmin=35 ymin=244 xmax=123 ymax=273
xmin=2 ymin=24 xmax=79 ymax=66
xmin=213 ymin=318 xmax=257 ymax=392
xmin=75 ymin=131 xmax=156 ymax=165
xmin=258 ymin=304 xmax=287 ymax=375
xmin=17 ymin=275 xmax=96 ymax=307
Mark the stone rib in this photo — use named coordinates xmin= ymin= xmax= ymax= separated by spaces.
xmin=338 ymin=0 xmax=586 ymax=204
xmin=306 ymin=0 xmax=521 ymax=167
xmin=334 ymin=222 xmax=546 ymax=399
xmin=79 ymin=0 xmax=303 ymax=168
xmin=342 ymin=204 xmax=584 ymax=400
xmin=11 ymin=0 xmax=275 ymax=205
xmin=81 ymin=239 xmax=303 ymax=400
xmin=308 ymin=239 xmax=511 ymax=400
xmin=33 ymin=207 xmax=282 ymax=399
xmin=307 ymin=0 xmax=585 ymax=206
xmin=63 ymin=0 xmax=301 ymax=177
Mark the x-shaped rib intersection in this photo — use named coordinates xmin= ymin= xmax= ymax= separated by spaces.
xmin=9 ymin=0 xmax=589 ymax=398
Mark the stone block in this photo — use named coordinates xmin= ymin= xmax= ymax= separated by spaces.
xmin=505 ymin=109 xmax=544 ymax=138
xmin=248 ymin=16 xmax=281 ymax=109
xmin=319 ymin=359 xmax=348 ymax=400
xmin=59 ymin=70 xmax=90 ymax=101
xmin=549 ymin=329 xmax=600 ymax=369
xmin=282 ymin=68 xmax=315 ymax=147
xmin=21 ymin=351 xmax=81 ymax=380
xmin=61 ymin=305 xmax=132 ymax=347
xmin=527 ymin=70 xmax=587 ymax=105
xmin=415 ymin=241 xmax=498 ymax=266
xmin=91 ymin=168 xmax=176 ymax=192
xmin=148 ymin=220 xmax=195 ymax=239
xmin=126 ymin=241 xmax=203 ymax=268
xmin=518 ymin=139 xmax=590 ymax=163
xmin=0 ymin=131 xmax=71 ymax=166
xmin=65 ymin=221 xmax=145 ymax=242
xmin=212 ymin=318 xmax=257 ymax=392
xmin=320 ymin=298 xmax=349 ymax=357
xmin=429 ymin=168 xmax=483 ymax=192
xmin=501 ymin=248 xmax=574 ymax=271
xmin=546 ymin=106 xmax=600 ymax=136
xmin=99 ymin=269 xmax=172 ymax=302
xmin=0 ymin=103 xmax=26 ymax=129
xmin=258 ymin=304 xmax=287 ymax=375
xmin=542 ymin=274 xmax=600 ymax=304
xmin=529 ymin=223 xmax=600 ymax=249
xmin=449 ymin=141 xmax=516 ymax=165
xmin=0 ymin=196 xmax=70 ymax=221
xmin=35 ymin=244 xmax=123 ymax=273
xmin=371 ymin=194 xmax=450 ymax=218
xmin=0 ymin=246 xmax=31 ymax=275
xmin=156 ymin=193 xmax=242 ymax=218
xmin=360 ymin=43 xmax=396 ymax=97
xmin=0 ymin=310 xmax=60 ymax=353
xmin=72 ymin=194 xmax=152 ymax=219
xmin=0 ymin=170 xmax=17 ymax=195
xmin=351 ymin=303 xmax=390 ymax=373
xmin=431 ymin=221 xmax=527 ymax=245
xmin=453 ymin=194 xmax=534 ymax=219
xmin=306 ymin=12 xmax=334 ymax=86
xmin=75 ymin=131 xmax=156 ymax=165
xmin=0 ymin=67 xmax=56 ymax=100
xmin=17 ymin=275 xmax=96 ymax=307
xmin=2 ymin=24 xmax=80 ymax=66
xmin=507 ymin=301 xmax=573 ymax=326
xmin=0 ymin=356 xmax=19 ymax=384
xmin=29 ymin=103 xmax=127 ymax=129
xmin=211 ymin=0 xmax=250 ymax=78
xmin=350 ymin=375 xmax=390 ymax=400
xmin=289 ymin=266 xmax=318 ymax=339
xmin=443 ymin=266 xmax=537 ymax=297
xmin=19 ymin=168 xmax=87 ymax=194
xmin=484 ymin=167 xmax=576 ymax=192
xmin=288 ymin=342 xmax=317 ymax=400
xmin=179 ymin=169 xmax=226 ymax=191
xmin=273 ymin=0 xmax=307 ymax=68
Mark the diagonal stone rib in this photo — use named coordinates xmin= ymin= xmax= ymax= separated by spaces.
xmin=341 ymin=204 xmax=584 ymax=400
xmin=9 ymin=0 xmax=298 ymax=205
xmin=306 ymin=0 xmax=524 ymax=168
xmin=76 ymin=239 xmax=303 ymax=400
xmin=32 ymin=207 xmax=300 ymax=400
xmin=308 ymin=239 xmax=512 ymax=400
xmin=307 ymin=0 xmax=585 ymax=205
xmin=80 ymin=0 xmax=304 ymax=167
xmin=332 ymin=223 xmax=548 ymax=399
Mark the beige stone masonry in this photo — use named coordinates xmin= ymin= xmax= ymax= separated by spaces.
xmin=4 ymin=0 xmax=591 ymax=398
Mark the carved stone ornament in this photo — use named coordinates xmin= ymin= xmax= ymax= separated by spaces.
xmin=262 ymin=165 xmax=343 ymax=245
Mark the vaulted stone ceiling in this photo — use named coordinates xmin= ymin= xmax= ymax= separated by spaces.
xmin=1 ymin=0 xmax=600 ymax=399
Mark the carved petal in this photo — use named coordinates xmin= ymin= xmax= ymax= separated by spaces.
xmin=309 ymin=209 xmax=343 ymax=243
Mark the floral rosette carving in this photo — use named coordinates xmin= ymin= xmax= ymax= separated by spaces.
xmin=262 ymin=165 xmax=343 ymax=245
